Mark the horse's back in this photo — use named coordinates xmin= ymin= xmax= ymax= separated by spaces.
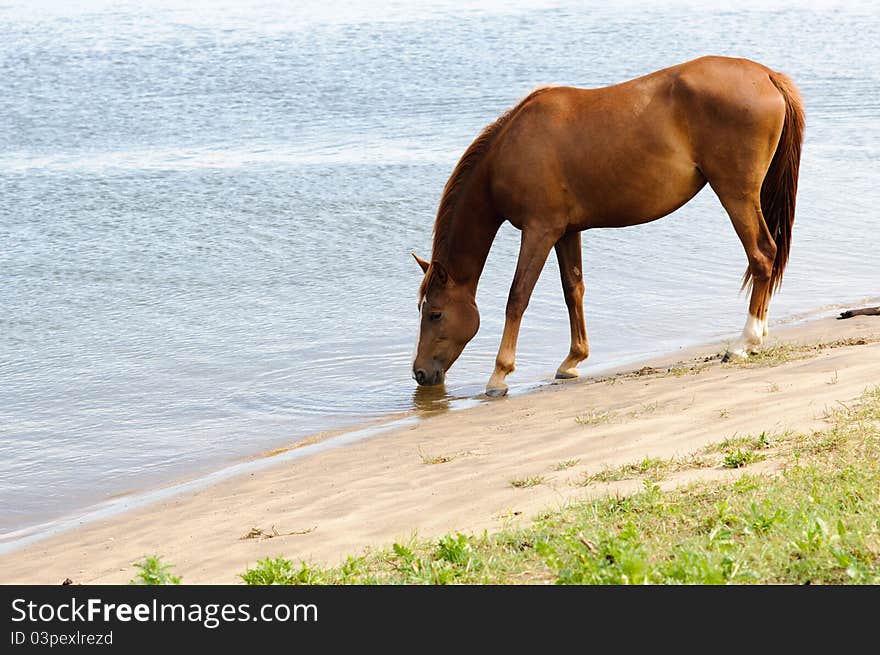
xmin=488 ymin=69 xmax=698 ymax=228
xmin=488 ymin=57 xmax=788 ymax=230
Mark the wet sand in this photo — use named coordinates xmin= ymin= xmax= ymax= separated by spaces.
xmin=1 ymin=313 xmax=879 ymax=584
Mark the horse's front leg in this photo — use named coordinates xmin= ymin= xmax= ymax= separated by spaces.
xmin=486 ymin=228 xmax=559 ymax=397
xmin=554 ymin=231 xmax=589 ymax=378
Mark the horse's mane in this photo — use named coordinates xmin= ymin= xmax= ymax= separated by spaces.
xmin=420 ymin=87 xmax=553 ymax=300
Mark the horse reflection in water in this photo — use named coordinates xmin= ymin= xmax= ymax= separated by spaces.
xmin=412 ymin=56 xmax=804 ymax=397
xmin=411 ymin=384 xmax=453 ymax=415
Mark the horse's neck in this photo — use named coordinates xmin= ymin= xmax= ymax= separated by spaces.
xmin=432 ymin=174 xmax=501 ymax=295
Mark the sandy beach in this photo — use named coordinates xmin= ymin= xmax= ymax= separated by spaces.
xmin=2 ymin=313 xmax=878 ymax=584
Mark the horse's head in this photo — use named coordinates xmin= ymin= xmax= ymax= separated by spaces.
xmin=411 ymin=253 xmax=479 ymax=386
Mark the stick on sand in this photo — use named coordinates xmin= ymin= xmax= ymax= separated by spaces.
xmin=838 ymin=306 xmax=880 ymax=319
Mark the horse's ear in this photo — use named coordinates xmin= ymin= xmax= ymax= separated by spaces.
xmin=412 ymin=252 xmax=429 ymax=274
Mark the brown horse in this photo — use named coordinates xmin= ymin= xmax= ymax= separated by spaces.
xmin=412 ymin=56 xmax=805 ymax=397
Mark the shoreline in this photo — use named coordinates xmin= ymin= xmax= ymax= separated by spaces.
xmin=4 ymin=296 xmax=876 ymax=553
xmin=1 ymin=297 xmax=868 ymax=554
xmin=1 ymin=307 xmax=879 ymax=583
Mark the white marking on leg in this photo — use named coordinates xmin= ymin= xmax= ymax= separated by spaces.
xmin=742 ymin=313 xmax=763 ymax=345
xmin=729 ymin=313 xmax=763 ymax=359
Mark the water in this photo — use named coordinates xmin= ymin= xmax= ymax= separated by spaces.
xmin=1 ymin=0 xmax=878 ymax=538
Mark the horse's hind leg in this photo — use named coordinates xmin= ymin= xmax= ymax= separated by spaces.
xmin=717 ymin=193 xmax=777 ymax=360
xmin=554 ymin=231 xmax=589 ymax=378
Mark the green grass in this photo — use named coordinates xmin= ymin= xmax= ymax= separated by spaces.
xmin=577 ymin=431 xmax=776 ymax=480
xmin=574 ymin=409 xmax=615 ymax=426
xmin=240 ymin=557 xmax=326 ymax=585
xmin=553 ymin=459 xmax=580 ymax=471
xmin=665 ymin=363 xmax=710 ymax=377
xmin=727 ymin=337 xmax=875 ymax=369
xmin=418 ymin=445 xmax=458 ymax=465
xmin=129 ymin=555 xmax=181 ymax=585
xmin=229 ymin=386 xmax=880 ymax=584
xmin=702 ymin=431 xmax=774 ymax=454
xmin=722 ymin=449 xmax=765 ymax=469
xmin=733 ymin=342 xmax=803 ymax=367
xmin=582 ymin=456 xmax=675 ymax=484
xmin=418 ymin=448 xmax=483 ymax=465
xmin=510 ymin=475 xmax=545 ymax=489
xmin=420 ymin=453 xmax=456 ymax=465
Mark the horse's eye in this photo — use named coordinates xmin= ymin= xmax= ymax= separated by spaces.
xmin=429 ymin=311 xmax=442 ymax=322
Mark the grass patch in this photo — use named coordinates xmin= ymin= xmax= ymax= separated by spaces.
xmin=518 ymin=433 xmax=776 ymax=489
xmin=728 ymin=337 xmax=876 ymax=369
xmin=232 ymin=386 xmax=880 ymax=585
xmin=553 ymin=459 xmax=580 ymax=471
xmin=418 ymin=445 xmax=459 ymax=465
xmin=723 ymin=449 xmax=765 ymax=469
xmin=240 ymin=557 xmax=326 ymax=585
xmin=130 ymin=555 xmax=181 ymax=585
xmin=574 ymin=409 xmax=615 ymax=426
xmin=739 ymin=342 xmax=803 ymax=366
xmin=665 ymin=363 xmax=710 ymax=377
xmin=629 ymin=402 xmax=661 ymax=418
xmin=418 ymin=448 xmax=483 ymax=465
xmin=721 ymin=343 xmax=802 ymax=368
xmin=583 ymin=456 xmax=671 ymax=484
xmin=510 ymin=475 xmax=545 ymax=489
xmin=580 ymin=452 xmax=717 ymax=486
xmin=702 ymin=431 xmax=774 ymax=454
xmin=420 ymin=453 xmax=456 ymax=465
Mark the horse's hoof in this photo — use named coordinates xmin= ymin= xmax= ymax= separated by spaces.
xmin=485 ymin=385 xmax=508 ymax=398
xmin=555 ymin=368 xmax=579 ymax=380
xmin=722 ymin=348 xmax=748 ymax=363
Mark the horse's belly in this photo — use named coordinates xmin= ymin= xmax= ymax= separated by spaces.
xmin=571 ymin=158 xmax=706 ymax=230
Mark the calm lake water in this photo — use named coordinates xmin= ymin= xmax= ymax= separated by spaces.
xmin=1 ymin=0 xmax=878 ymax=539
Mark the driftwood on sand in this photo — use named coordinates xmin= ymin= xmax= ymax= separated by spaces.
xmin=838 ymin=306 xmax=880 ymax=319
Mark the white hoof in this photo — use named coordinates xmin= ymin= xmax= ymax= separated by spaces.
xmin=722 ymin=348 xmax=749 ymax=363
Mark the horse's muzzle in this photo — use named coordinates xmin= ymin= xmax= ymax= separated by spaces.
xmin=413 ymin=367 xmax=445 ymax=386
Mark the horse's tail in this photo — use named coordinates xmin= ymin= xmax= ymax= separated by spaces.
xmin=743 ymin=71 xmax=805 ymax=295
